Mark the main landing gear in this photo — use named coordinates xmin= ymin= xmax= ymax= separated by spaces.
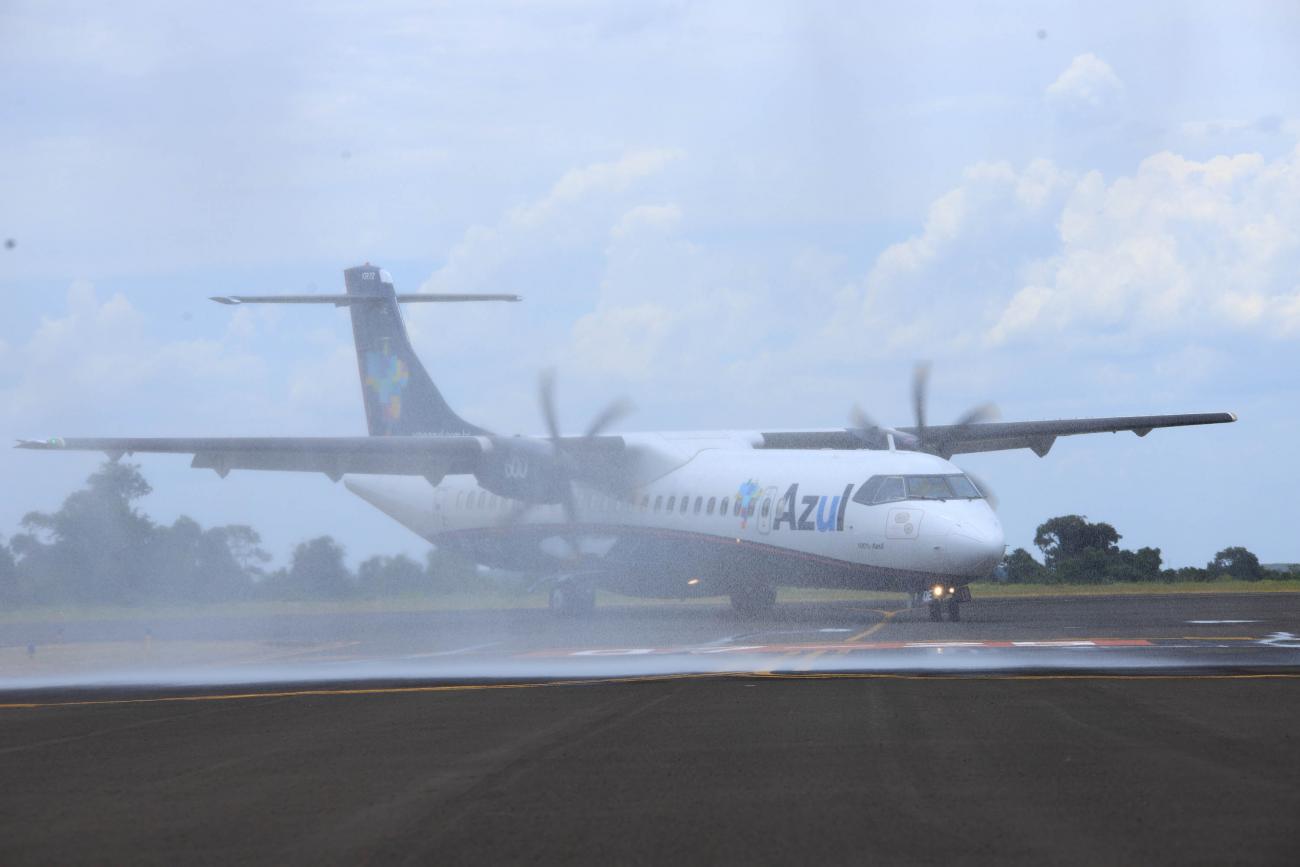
xmin=549 ymin=582 xmax=596 ymax=617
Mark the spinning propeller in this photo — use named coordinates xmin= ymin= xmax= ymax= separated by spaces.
xmin=851 ymin=362 xmax=1000 ymax=506
xmin=502 ymin=370 xmax=633 ymax=557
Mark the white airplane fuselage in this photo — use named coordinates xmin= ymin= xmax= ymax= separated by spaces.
xmin=345 ymin=433 xmax=1005 ymax=599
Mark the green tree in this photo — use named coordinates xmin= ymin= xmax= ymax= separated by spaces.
xmin=1054 ymin=547 xmax=1112 ymax=584
xmin=358 ymin=554 xmax=428 ymax=597
xmin=1107 ymin=546 xmax=1163 ymax=582
xmin=1207 ymin=546 xmax=1266 ymax=581
xmin=11 ymin=462 xmax=157 ymax=604
xmin=267 ymin=536 xmax=354 ymax=599
xmin=1002 ymin=548 xmax=1049 ymax=584
xmin=0 ymin=535 xmax=18 ymax=606
xmin=145 ymin=519 xmax=265 ymax=602
xmin=1033 ymin=515 xmax=1121 ymax=569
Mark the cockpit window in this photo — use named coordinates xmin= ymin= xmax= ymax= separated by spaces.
xmin=875 ymin=476 xmax=905 ymax=502
xmin=906 ymin=475 xmax=952 ymax=499
xmin=853 ymin=473 xmax=982 ymax=504
xmin=946 ymin=474 xmax=981 ymax=498
xmin=853 ymin=475 xmax=906 ymax=505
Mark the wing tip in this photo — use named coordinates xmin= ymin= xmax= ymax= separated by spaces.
xmin=15 ymin=437 xmax=64 ymax=450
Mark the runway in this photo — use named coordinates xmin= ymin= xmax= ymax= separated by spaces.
xmin=3 ymin=592 xmax=1299 ymax=688
xmin=2 ymin=593 xmax=1299 ymax=864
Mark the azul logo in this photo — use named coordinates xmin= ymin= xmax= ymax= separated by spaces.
xmin=735 ymin=479 xmax=763 ymax=529
xmin=364 ymin=350 xmax=410 ymax=423
xmin=772 ymin=483 xmax=853 ymax=533
xmin=503 ymin=455 xmax=529 ymax=480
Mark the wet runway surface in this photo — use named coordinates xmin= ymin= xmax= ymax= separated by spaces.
xmin=3 ymin=592 xmax=1299 ymax=687
xmin=3 ymin=593 xmax=1299 ymax=864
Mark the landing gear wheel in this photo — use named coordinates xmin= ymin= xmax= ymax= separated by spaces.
xmin=730 ymin=585 xmax=777 ymax=618
xmin=946 ymin=599 xmax=961 ymax=622
xmin=549 ymin=583 xmax=596 ymax=617
xmin=929 ymin=601 xmax=943 ymax=622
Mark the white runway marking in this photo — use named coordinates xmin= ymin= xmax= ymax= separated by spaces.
xmin=1186 ymin=620 xmax=1259 ymax=625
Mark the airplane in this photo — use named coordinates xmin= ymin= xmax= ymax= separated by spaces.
xmin=18 ymin=264 xmax=1236 ymax=620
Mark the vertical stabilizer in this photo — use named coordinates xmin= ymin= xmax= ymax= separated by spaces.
xmin=343 ymin=265 xmax=486 ymax=437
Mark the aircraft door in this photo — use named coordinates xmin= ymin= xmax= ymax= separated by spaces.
xmin=757 ymin=486 xmax=778 ymax=535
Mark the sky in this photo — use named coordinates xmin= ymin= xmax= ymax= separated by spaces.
xmin=2 ymin=0 xmax=1298 ymax=569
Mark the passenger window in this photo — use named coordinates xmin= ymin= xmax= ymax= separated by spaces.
xmin=680 ymin=496 xmax=689 ymax=514
xmin=719 ymin=497 xmax=729 ymax=516
xmin=641 ymin=495 xmax=650 ymax=511
xmin=707 ymin=497 xmax=716 ymax=515
xmin=761 ymin=497 xmax=771 ymax=517
xmin=694 ymin=496 xmax=703 ymax=514
xmin=654 ymin=495 xmax=663 ymax=512
xmin=735 ymin=499 xmax=743 ymax=517
xmin=666 ymin=495 xmax=676 ymax=512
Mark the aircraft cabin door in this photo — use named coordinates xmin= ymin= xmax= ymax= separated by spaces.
xmin=757 ymin=486 xmax=778 ymax=535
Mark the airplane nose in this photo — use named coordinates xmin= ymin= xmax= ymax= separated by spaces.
xmin=946 ymin=515 xmax=1005 ymax=578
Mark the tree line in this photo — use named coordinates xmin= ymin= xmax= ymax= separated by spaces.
xmin=0 ymin=462 xmax=482 ymax=608
xmin=1000 ymin=514 xmax=1293 ymax=584
xmin=1 ymin=463 xmax=1293 ymax=608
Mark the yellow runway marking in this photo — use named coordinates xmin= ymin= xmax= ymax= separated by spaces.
xmin=0 ymin=672 xmax=713 ymax=711
xmin=1178 ymin=636 xmax=1256 ymax=641
xmin=745 ymin=671 xmax=1300 ymax=682
xmin=837 ymin=608 xmax=901 ymax=652
xmin=3 ymin=669 xmax=1299 ymax=711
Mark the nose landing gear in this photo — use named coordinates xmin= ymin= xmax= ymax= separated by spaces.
xmin=920 ymin=583 xmax=969 ymax=622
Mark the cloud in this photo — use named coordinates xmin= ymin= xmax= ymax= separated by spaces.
xmin=0 ymin=282 xmax=267 ymax=429
xmin=822 ymin=138 xmax=1300 ymax=357
xmin=989 ymin=144 xmax=1300 ymax=343
xmin=420 ymin=149 xmax=685 ymax=296
xmin=1046 ymin=53 xmax=1123 ymax=109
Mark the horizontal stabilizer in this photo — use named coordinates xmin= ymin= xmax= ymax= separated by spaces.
xmin=211 ymin=293 xmax=521 ymax=305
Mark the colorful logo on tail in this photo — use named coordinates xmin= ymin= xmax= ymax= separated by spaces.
xmin=364 ymin=350 xmax=410 ymax=424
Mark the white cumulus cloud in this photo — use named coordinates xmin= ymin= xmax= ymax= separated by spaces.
xmin=1046 ymin=53 xmax=1123 ymax=109
xmin=990 ymin=144 xmax=1300 ymax=344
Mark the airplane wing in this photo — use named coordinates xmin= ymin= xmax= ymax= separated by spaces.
xmin=759 ymin=411 xmax=1237 ymax=458
xmin=14 ymin=435 xmax=623 ymax=483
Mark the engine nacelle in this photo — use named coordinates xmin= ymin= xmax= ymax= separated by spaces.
xmin=474 ymin=438 xmax=570 ymax=504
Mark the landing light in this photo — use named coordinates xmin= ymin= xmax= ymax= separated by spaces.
xmin=931 ymin=584 xmax=946 ymax=598
xmin=687 ymin=578 xmax=701 ymax=586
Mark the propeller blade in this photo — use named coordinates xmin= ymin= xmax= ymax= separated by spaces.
xmin=912 ymin=361 xmax=930 ymax=442
xmin=583 ymin=398 xmax=634 ymax=440
xmin=538 ymin=369 xmax=562 ymax=442
xmin=558 ymin=482 xmax=582 ymax=561
xmin=951 ymin=402 xmax=1000 ymax=429
xmin=850 ymin=404 xmax=879 ymax=433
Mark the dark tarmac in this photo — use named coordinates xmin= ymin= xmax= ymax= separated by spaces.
xmin=2 ymin=592 xmax=1299 ymax=864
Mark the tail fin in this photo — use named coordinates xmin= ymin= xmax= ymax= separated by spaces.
xmin=343 ymin=265 xmax=487 ymax=437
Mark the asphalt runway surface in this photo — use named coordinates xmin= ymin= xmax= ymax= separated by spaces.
xmin=3 ymin=593 xmax=1299 ymax=864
